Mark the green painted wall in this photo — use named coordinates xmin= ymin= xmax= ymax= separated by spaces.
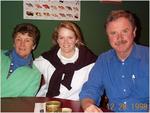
xmin=1 ymin=1 xmax=149 ymax=57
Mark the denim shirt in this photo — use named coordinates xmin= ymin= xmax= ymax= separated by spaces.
xmin=80 ymin=44 xmax=149 ymax=112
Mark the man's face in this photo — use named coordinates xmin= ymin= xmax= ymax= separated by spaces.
xmin=106 ymin=17 xmax=136 ymax=56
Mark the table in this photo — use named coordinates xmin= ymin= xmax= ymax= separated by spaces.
xmin=1 ymin=97 xmax=83 ymax=112
xmin=1 ymin=97 xmax=111 ymax=112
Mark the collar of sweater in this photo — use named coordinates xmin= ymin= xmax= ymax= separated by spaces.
xmin=57 ymin=47 xmax=79 ymax=65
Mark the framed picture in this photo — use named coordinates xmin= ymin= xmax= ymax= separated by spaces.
xmin=23 ymin=0 xmax=80 ymax=21
xmin=100 ymin=0 xmax=122 ymax=3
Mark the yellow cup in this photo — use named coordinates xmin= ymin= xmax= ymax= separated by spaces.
xmin=46 ymin=100 xmax=61 ymax=112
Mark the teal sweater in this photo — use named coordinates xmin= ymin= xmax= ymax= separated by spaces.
xmin=1 ymin=51 xmax=41 ymax=97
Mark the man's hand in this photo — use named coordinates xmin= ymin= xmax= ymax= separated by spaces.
xmin=81 ymin=98 xmax=103 ymax=113
xmin=85 ymin=104 xmax=103 ymax=113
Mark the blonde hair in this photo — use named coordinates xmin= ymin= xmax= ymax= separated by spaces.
xmin=52 ymin=21 xmax=85 ymax=47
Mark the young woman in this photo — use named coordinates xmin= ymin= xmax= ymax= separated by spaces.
xmin=34 ymin=21 xmax=97 ymax=100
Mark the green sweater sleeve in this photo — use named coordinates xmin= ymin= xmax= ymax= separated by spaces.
xmin=21 ymin=66 xmax=41 ymax=96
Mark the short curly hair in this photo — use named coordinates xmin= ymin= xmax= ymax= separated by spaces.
xmin=12 ymin=23 xmax=40 ymax=47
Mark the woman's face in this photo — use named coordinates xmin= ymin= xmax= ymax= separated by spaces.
xmin=57 ymin=27 xmax=78 ymax=57
xmin=13 ymin=33 xmax=35 ymax=58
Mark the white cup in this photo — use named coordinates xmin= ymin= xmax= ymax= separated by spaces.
xmin=61 ymin=107 xmax=72 ymax=113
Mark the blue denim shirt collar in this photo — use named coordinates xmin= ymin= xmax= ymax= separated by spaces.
xmin=111 ymin=43 xmax=141 ymax=62
xmin=5 ymin=49 xmax=33 ymax=68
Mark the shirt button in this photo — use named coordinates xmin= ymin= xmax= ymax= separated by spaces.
xmin=9 ymin=69 xmax=13 ymax=73
xmin=11 ymin=63 xmax=14 ymax=65
xmin=123 ymin=89 xmax=126 ymax=92
xmin=122 ymin=62 xmax=124 ymax=65
xmin=124 ymin=101 xmax=127 ymax=104
xmin=122 ymin=75 xmax=125 ymax=78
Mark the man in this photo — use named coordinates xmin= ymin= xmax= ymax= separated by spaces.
xmin=79 ymin=10 xmax=149 ymax=112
